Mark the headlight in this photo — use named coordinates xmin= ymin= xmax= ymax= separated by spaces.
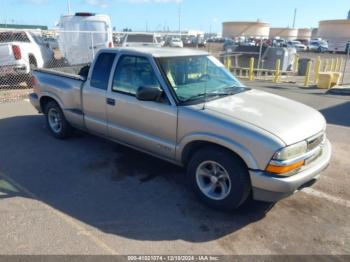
xmin=266 ymin=141 xmax=307 ymax=176
xmin=272 ymin=141 xmax=307 ymax=161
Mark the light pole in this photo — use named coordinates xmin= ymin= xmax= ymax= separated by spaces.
xmin=341 ymin=42 xmax=350 ymax=85
xmin=292 ymin=8 xmax=297 ymax=28
xmin=178 ymin=3 xmax=181 ymax=36
xmin=67 ymin=0 xmax=71 ymax=14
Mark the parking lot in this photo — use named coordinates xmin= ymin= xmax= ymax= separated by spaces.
xmin=0 ymin=81 xmax=349 ymax=255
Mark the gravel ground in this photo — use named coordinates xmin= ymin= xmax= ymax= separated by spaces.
xmin=0 ymin=88 xmax=32 ymax=104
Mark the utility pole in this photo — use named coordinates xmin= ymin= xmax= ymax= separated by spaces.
xmin=178 ymin=3 xmax=181 ymax=36
xmin=292 ymin=8 xmax=297 ymax=28
xmin=67 ymin=0 xmax=71 ymax=14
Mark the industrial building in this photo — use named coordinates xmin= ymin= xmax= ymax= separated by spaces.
xmin=222 ymin=20 xmax=270 ymax=38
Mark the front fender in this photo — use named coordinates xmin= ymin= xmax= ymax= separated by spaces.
xmin=176 ymin=132 xmax=259 ymax=170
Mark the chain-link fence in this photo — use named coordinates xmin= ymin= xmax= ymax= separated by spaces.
xmin=0 ymin=29 xmax=113 ymax=91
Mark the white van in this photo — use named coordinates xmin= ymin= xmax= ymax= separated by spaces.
xmin=58 ymin=13 xmax=113 ymax=65
xmin=327 ymin=38 xmax=349 ymax=53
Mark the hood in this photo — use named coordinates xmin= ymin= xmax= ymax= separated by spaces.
xmin=203 ymin=89 xmax=326 ymax=145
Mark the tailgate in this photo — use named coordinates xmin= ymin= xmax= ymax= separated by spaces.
xmin=0 ymin=44 xmax=16 ymax=66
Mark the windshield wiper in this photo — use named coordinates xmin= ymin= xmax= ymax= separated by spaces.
xmin=179 ymin=85 xmax=249 ymax=104
xmin=180 ymin=91 xmax=237 ymax=104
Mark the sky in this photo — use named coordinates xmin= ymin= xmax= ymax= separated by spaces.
xmin=0 ymin=0 xmax=350 ymax=32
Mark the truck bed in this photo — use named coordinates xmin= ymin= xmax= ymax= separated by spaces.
xmin=35 ymin=64 xmax=89 ymax=79
xmin=33 ymin=67 xmax=86 ymax=114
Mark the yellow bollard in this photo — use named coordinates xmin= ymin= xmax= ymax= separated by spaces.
xmin=339 ymin=59 xmax=344 ymax=73
xmin=304 ymin=60 xmax=312 ymax=87
xmin=248 ymin=57 xmax=255 ymax=81
xmin=324 ymin=59 xmax=329 ymax=71
xmin=227 ymin=56 xmax=232 ymax=71
xmin=335 ymin=58 xmax=340 ymax=72
xmin=273 ymin=59 xmax=281 ymax=83
xmin=293 ymin=55 xmax=299 ymax=73
xmin=224 ymin=56 xmax=232 ymax=71
xmin=314 ymin=56 xmax=321 ymax=84
xmin=224 ymin=56 xmax=229 ymax=69
xmin=331 ymin=59 xmax=336 ymax=71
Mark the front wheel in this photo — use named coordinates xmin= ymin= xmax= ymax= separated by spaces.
xmin=187 ymin=147 xmax=251 ymax=211
xmin=45 ymin=101 xmax=71 ymax=139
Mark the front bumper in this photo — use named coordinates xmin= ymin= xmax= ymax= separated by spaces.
xmin=29 ymin=93 xmax=41 ymax=112
xmin=250 ymin=139 xmax=332 ymax=202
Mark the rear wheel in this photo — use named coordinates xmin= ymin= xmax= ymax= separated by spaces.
xmin=45 ymin=101 xmax=71 ymax=139
xmin=187 ymin=147 xmax=251 ymax=211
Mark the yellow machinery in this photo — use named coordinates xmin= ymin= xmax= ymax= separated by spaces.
xmin=317 ymin=72 xmax=342 ymax=89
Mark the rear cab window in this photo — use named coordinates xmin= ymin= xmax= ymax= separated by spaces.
xmin=126 ymin=34 xmax=154 ymax=43
xmin=90 ymin=52 xmax=116 ymax=90
xmin=0 ymin=32 xmax=30 ymax=43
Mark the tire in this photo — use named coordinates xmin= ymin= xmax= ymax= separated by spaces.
xmin=25 ymin=75 xmax=33 ymax=88
xmin=44 ymin=101 xmax=71 ymax=139
xmin=29 ymin=56 xmax=37 ymax=70
xmin=187 ymin=147 xmax=251 ymax=211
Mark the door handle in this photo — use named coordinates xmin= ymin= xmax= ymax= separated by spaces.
xmin=106 ymin=98 xmax=116 ymax=106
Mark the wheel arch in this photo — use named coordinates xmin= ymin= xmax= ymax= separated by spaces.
xmin=179 ymin=135 xmax=258 ymax=170
xmin=28 ymin=54 xmax=37 ymax=67
xmin=39 ymin=95 xmax=63 ymax=113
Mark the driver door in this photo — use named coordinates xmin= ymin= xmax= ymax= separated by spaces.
xmin=106 ymin=55 xmax=177 ymax=160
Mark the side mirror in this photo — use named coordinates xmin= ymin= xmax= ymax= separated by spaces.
xmin=136 ymin=86 xmax=163 ymax=102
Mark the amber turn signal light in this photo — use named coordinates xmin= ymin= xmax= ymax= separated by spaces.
xmin=266 ymin=160 xmax=305 ymax=175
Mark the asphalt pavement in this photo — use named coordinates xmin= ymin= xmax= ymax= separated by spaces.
xmin=0 ymin=83 xmax=349 ymax=255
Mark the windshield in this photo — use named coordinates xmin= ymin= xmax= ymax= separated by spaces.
xmin=158 ymin=55 xmax=246 ymax=103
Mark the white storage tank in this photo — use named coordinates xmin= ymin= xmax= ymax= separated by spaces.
xmin=311 ymin=28 xmax=319 ymax=39
xmin=222 ymin=21 xmax=270 ymax=38
xmin=297 ymin=28 xmax=312 ymax=41
xmin=318 ymin=20 xmax=350 ymax=52
xmin=269 ymin=27 xmax=298 ymax=40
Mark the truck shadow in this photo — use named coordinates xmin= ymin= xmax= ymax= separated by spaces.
xmin=320 ymin=101 xmax=350 ymax=128
xmin=0 ymin=115 xmax=274 ymax=243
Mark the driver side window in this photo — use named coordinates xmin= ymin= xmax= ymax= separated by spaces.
xmin=112 ymin=55 xmax=160 ymax=96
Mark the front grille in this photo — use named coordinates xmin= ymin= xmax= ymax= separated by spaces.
xmin=307 ymin=133 xmax=325 ymax=151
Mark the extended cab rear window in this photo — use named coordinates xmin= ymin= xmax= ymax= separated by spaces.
xmin=90 ymin=53 xmax=116 ymax=90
